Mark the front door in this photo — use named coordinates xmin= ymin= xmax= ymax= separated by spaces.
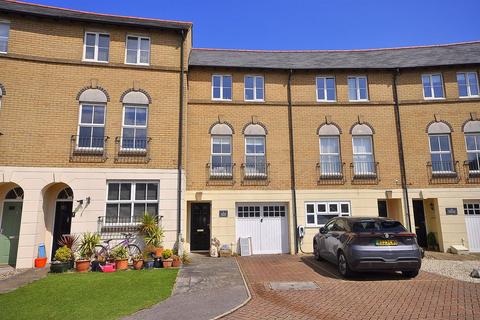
xmin=0 ymin=202 xmax=23 ymax=267
xmin=190 ymin=203 xmax=211 ymax=251
xmin=413 ymin=200 xmax=427 ymax=247
xmin=51 ymin=201 xmax=73 ymax=258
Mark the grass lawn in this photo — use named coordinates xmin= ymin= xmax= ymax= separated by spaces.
xmin=0 ymin=269 xmax=178 ymax=320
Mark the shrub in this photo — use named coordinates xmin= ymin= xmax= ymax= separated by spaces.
xmin=162 ymin=249 xmax=173 ymax=260
xmin=111 ymin=246 xmax=129 ymax=260
xmin=54 ymin=246 xmax=73 ymax=263
xmin=144 ymin=226 xmax=164 ymax=248
xmin=78 ymin=233 xmax=100 ymax=260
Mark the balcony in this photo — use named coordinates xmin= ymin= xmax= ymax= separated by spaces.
xmin=114 ymin=137 xmax=151 ymax=164
xmin=241 ymin=162 xmax=270 ymax=185
xmin=464 ymin=160 xmax=480 ymax=184
xmin=69 ymin=135 xmax=108 ymax=163
xmin=350 ymin=161 xmax=379 ymax=184
xmin=206 ymin=162 xmax=235 ymax=186
xmin=316 ymin=162 xmax=345 ymax=185
xmin=97 ymin=215 xmax=158 ymax=240
xmin=427 ymin=161 xmax=460 ymax=184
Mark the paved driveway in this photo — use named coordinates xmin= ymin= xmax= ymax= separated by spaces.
xmin=225 ymin=255 xmax=480 ymax=320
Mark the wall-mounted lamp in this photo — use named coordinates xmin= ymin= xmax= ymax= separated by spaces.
xmin=72 ymin=197 xmax=91 ymax=218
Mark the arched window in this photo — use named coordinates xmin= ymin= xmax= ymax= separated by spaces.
xmin=57 ymin=187 xmax=74 ymax=201
xmin=427 ymin=121 xmax=454 ymax=173
xmin=5 ymin=187 xmax=24 ymax=200
xmin=121 ymin=90 xmax=150 ymax=150
xmin=351 ymin=123 xmax=375 ymax=176
xmin=463 ymin=120 xmax=480 ymax=173
xmin=77 ymin=88 xmax=108 ymax=150
xmin=210 ymin=123 xmax=233 ymax=177
xmin=243 ymin=124 xmax=267 ymax=177
xmin=318 ymin=124 xmax=342 ymax=177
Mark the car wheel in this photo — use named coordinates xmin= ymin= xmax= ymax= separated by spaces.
xmin=402 ymin=270 xmax=419 ymax=278
xmin=313 ymin=242 xmax=322 ymax=261
xmin=337 ymin=251 xmax=353 ymax=278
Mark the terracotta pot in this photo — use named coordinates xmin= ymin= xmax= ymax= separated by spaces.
xmin=76 ymin=260 xmax=90 ymax=273
xmin=115 ymin=259 xmax=129 ymax=271
xmin=133 ymin=259 xmax=144 ymax=270
xmin=162 ymin=259 xmax=173 ymax=268
xmin=172 ymin=259 xmax=181 ymax=268
xmin=154 ymin=247 xmax=164 ymax=257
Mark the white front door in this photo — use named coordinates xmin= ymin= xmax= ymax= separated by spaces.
xmin=236 ymin=203 xmax=289 ymax=254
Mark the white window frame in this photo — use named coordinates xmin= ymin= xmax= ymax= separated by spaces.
xmin=83 ymin=32 xmax=110 ymax=63
xmin=212 ymin=74 xmax=232 ymax=101
xmin=465 ymin=133 xmax=480 ymax=173
xmin=105 ymin=181 xmax=159 ymax=225
xmin=316 ymin=76 xmax=336 ymax=102
xmin=245 ymin=136 xmax=267 ymax=177
xmin=244 ymin=75 xmax=264 ymax=102
xmin=121 ymin=105 xmax=149 ymax=151
xmin=305 ymin=201 xmax=351 ymax=228
xmin=463 ymin=201 xmax=480 ymax=215
xmin=125 ymin=35 xmax=151 ymax=66
xmin=0 ymin=21 xmax=10 ymax=54
xmin=457 ymin=72 xmax=480 ymax=98
xmin=210 ymin=135 xmax=233 ymax=176
xmin=319 ymin=135 xmax=341 ymax=176
xmin=352 ymin=135 xmax=376 ymax=175
xmin=348 ymin=76 xmax=369 ymax=102
xmin=422 ymin=73 xmax=445 ymax=100
xmin=76 ymin=103 xmax=106 ymax=150
xmin=428 ymin=134 xmax=454 ymax=173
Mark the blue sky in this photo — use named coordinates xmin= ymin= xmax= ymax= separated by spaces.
xmin=23 ymin=0 xmax=480 ymax=50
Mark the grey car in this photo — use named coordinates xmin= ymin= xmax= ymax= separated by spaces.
xmin=313 ymin=217 xmax=422 ymax=278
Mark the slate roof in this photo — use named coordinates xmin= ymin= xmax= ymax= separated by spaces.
xmin=0 ymin=0 xmax=191 ymax=30
xmin=189 ymin=42 xmax=480 ymax=70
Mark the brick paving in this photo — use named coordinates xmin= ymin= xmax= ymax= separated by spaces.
xmin=224 ymin=255 xmax=480 ymax=320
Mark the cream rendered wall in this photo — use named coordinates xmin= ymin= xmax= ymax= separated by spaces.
xmin=0 ymin=166 xmax=183 ymax=268
xmin=297 ymin=189 xmax=405 ymax=252
xmin=185 ymin=190 xmax=293 ymax=253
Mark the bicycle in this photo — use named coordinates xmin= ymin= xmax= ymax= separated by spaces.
xmin=94 ymin=232 xmax=141 ymax=263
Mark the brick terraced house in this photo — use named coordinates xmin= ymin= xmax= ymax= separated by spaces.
xmin=0 ymin=0 xmax=479 ymax=268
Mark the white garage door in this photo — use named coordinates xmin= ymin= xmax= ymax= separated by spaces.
xmin=464 ymin=202 xmax=480 ymax=252
xmin=236 ymin=203 xmax=289 ymax=254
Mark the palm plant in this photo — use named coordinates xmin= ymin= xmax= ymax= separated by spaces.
xmin=57 ymin=234 xmax=79 ymax=251
xmin=139 ymin=212 xmax=157 ymax=235
xmin=78 ymin=232 xmax=100 ymax=260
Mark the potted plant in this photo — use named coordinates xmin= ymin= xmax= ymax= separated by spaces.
xmin=57 ymin=234 xmax=79 ymax=269
xmin=50 ymin=246 xmax=72 ymax=273
xmin=132 ymin=254 xmax=144 ymax=270
xmin=171 ymin=255 xmax=181 ymax=268
xmin=141 ymin=213 xmax=165 ymax=257
xmin=162 ymin=249 xmax=173 ymax=268
xmin=76 ymin=232 xmax=100 ymax=273
xmin=111 ymin=246 xmax=129 ymax=271
xmin=143 ymin=246 xmax=155 ymax=269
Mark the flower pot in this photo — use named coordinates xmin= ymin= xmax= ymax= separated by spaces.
xmin=144 ymin=260 xmax=154 ymax=269
xmin=133 ymin=259 xmax=144 ymax=270
xmin=172 ymin=259 xmax=181 ymax=268
xmin=35 ymin=257 xmax=47 ymax=268
xmin=76 ymin=259 xmax=90 ymax=273
xmin=115 ymin=259 xmax=129 ymax=271
xmin=154 ymin=258 xmax=163 ymax=268
xmin=50 ymin=261 xmax=69 ymax=273
xmin=68 ymin=259 xmax=75 ymax=270
xmin=162 ymin=258 xmax=173 ymax=268
xmin=154 ymin=247 xmax=164 ymax=257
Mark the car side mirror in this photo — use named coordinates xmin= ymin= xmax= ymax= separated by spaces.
xmin=319 ymin=227 xmax=327 ymax=234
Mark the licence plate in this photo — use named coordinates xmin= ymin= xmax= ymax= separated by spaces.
xmin=375 ymin=239 xmax=398 ymax=246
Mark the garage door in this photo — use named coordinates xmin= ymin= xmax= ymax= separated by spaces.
xmin=236 ymin=203 xmax=289 ymax=254
xmin=464 ymin=202 xmax=480 ymax=252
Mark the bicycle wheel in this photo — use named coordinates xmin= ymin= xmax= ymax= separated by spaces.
xmin=94 ymin=245 xmax=109 ymax=262
xmin=127 ymin=244 xmax=141 ymax=261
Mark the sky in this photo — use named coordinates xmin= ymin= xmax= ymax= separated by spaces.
xmin=21 ymin=0 xmax=480 ymax=50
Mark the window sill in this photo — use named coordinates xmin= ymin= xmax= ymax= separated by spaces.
xmin=459 ymin=95 xmax=480 ymax=99
xmin=125 ymin=62 xmax=150 ymax=67
xmin=82 ymin=59 xmax=109 ymax=64
xmin=316 ymin=100 xmax=337 ymax=103
xmin=348 ymin=99 xmax=369 ymax=102
xmin=423 ymin=97 xmax=445 ymax=101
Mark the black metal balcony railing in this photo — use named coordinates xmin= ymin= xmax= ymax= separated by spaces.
xmin=97 ymin=215 xmax=158 ymax=240
xmin=241 ymin=162 xmax=270 ymax=185
xmin=316 ymin=162 xmax=345 ymax=184
xmin=70 ymin=135 xmax=108 ymax=163
xmin=207 ymin=163 xmax=235 ymax=179
xmin=464 ymin=160 xmax=480 ymax=183
xmin=350 ymin=161 xmax=379 ymax=184
xmin=114 ymin=137 xmax=151 ymax=164
xmin=427 ymin=161 xmax=460 ymax=184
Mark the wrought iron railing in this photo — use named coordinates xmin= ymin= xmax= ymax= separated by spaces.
xmin=70 ymin=135 xmax=108 ymax=162
xmin=241 ymin=162 xmax=269 ymax=180
xmin=97 ymin=215 xmax=158 ymax=239
xmin=207 ymin=163 xmax=235 ymax=179
xmin=350 ymin=161 xmax=379 ymax=184
xmin=427 ymin=161 xmax=460 ymax=184
xmin=316 ymin=162 xmax=345 ymax=184
xmin=464 ymin=160 xmax=480 ymax=183
xmin=114 ymin=137 xmax=151 ymax=163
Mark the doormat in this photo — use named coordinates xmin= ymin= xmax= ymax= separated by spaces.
xmin=268 ymin=281 xmax=319 ymax=291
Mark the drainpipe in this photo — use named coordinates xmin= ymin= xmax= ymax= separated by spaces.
xmin=392 ymin=68 xmax=412 ymax=231
xmin=176 ymin=30 xmax=186 ymax=247
xmin=287 ymin=69 xmax=299 ymax=254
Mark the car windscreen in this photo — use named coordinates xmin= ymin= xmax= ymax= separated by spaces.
xmin=352 ymin=220 xmax=406 ymax=233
